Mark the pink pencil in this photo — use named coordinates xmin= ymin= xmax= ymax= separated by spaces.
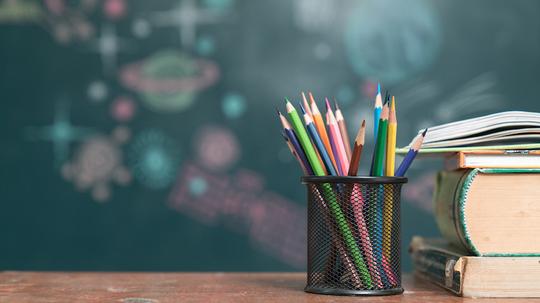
xmin=351 ymin=185 xmax=383 ymax=288
xmin=325 ymin=98 xmax=349 ymax=175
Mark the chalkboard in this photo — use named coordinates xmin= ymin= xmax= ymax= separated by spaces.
xmin=1 ymin=0 xmax=540 ymax=272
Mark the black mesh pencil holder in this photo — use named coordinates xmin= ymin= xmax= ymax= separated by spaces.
xmin=302 ymin=176 xmax=408 ymax=296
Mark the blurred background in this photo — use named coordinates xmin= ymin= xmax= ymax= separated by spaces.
xmin=1 ymin=0 xmax=540 ymax=272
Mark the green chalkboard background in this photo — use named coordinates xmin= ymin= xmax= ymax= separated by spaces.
xmin=1 ymin=0 xmax=540 ymax=272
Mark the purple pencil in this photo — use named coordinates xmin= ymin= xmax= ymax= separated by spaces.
xmin=278 ymin=110 xmax=314 ymax=175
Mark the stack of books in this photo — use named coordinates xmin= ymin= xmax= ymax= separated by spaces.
xmin=400 ymin=111 xmax=540 ymax=298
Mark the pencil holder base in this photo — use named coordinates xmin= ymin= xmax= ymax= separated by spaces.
xmin=302 ymin=176 xmax=407 ymax=296
xmin=304 ymin=286 xmax=404 ymax=296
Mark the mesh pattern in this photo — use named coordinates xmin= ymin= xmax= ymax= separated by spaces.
xmin=304 ymin=177 xmax=405 ymax=295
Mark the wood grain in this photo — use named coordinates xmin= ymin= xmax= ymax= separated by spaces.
xmin=0 ymin=272 xmax=533 ymax=302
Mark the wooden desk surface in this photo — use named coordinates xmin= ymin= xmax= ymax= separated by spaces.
xmin=0 ymin=272 xmax=537 ymax=303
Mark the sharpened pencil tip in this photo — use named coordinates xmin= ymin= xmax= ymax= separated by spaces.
xmin=299 ymin=102 xmax=306 ymax=115
xmin=377 ymin=82 xmax=381 ymax=94
xmin=361 ymin=120 xmax=366 ymax=127
xmin=275 ymin=107 xmax=281 ymax=116
xmin=325 ymin=98 xmax=331 ymax=111
xmin=422 ymin=128 xmax=428 ymax=136
xmin=333 ymin=98 xmax=340 ymax=111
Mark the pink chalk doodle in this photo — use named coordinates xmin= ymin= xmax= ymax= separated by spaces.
xmin=110 ymin=95 xmax=136 ymax=122
xmin=168 ymin=162 xmax=306 ymax=268
xmin=104 ymin=0 xmax=126 ymax=19
xmin=194 ymin=126 xmax=240 ymax=172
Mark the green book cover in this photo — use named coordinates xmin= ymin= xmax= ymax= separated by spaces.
xmin=434 ymin=168 xmax=540 ymax=256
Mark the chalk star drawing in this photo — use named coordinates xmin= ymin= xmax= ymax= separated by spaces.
xmin=26 ymin=100 xmax=93 ymax=167
xmin=128 ymin=129 xmax=181 ymax=189
xmin=87 ymin=23 xmax=131 ymax=74
xmin=62 ymin=127 xmax=132 ymax=202
xmin=149 ymin=0 xmax=226 ymax=48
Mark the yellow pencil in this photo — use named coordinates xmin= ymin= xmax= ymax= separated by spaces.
xmin=385 ymin=96 xmax=397 ymax=176
xmin=383 ymin=96 xmax=397 ymax=263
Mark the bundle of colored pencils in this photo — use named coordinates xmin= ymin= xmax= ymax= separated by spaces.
xmin=277 ymin=86 xmax=426 ymax=289
xmin=278 ymin=87 xmax=426 ymax=178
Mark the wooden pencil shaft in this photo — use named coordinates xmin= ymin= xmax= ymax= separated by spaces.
xmin=306 ymin=122 xmax=337 ymax=176
xmin=372 ymin=119 xmax=388 ymax=177
xmin=284 ymin=128 xmax=313 ymax=175
xmin=327 ymin=109 xmax=349 ymax=175
xmin=385 ymin=98 xmax=397 ymax=176
xmin=287 ymin=102 xmax=324 ymax=175
xmin=311 ymin=111 xmax=338 ymax=170
xmin=347 ymin=144 xmax=363 ymax=176
xmin=335 ymin=108 xmax=352 ymax=160
xmin=312 ymin=186 xmax=363 ymax=287
xmin=385 ymin=123 xmax=397 ymax=176
xmin=348 ymin=121 xmax=366 ymax=176
xmin=337 ymin=118 xmax=352 ymax=160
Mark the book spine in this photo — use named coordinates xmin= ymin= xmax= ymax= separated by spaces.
xmin=433 ymin=169 xmax=473 ymax=253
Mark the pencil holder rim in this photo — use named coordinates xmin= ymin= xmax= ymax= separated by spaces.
xmin=301 ymin=176 xmax=408 ymax=184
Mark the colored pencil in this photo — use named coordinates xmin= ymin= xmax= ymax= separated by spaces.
xmin=334 ymin=99 xmax=352 ymax=160
xmin=385 ymin=96 xmax=397 ymax=176
xmin=301 ymin=92 xmax=313 ymax=119
xmin=347 ymin=120 xmax=365 ymax=176
xmin=286 ymin=99 xmax=373 ymax=287
xmin=369 ymin=87 xmax=384 ymax=175
xmin=351 ymin=185 xmax=384 ymax=287
xmin=395 ymin=129 xmax=427 ymax=176
xmin=282 ymin=132 xmax=309 ymax=175
xmin=278 ymin=109 xmax=313 ymax=175
xmin=301 ymin=105 xmax=338 ymax=176
xmin=309 ymin=93 xmax=338 ymax=170
xmin=373 ymin=83 xmax=383 ymax=137
xmin=282 ymin=132 xmax=365 ymax=287
xmin=326 ymin=98 xmax=350 ymax=176
xmin=372 ymin=104 xmax=389 ymax=177
xmin=382 ymin=97 xmax=397 ymax=265
xmin=300 ymin=103 xmax=328 ymax=174
xmin=326 ymin=113 xmax=343 ymax=176
xmin=345 ymin=118 xmax=383 ymax=286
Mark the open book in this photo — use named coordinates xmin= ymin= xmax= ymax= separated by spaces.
xmin=397 ymin=111 xmax=540 ymax=153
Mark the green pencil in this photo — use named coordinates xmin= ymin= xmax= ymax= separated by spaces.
xmin=285 ymin=99 xmax=373 ymax=287
xmin=372 ymin=104 xmax=389 ymax=177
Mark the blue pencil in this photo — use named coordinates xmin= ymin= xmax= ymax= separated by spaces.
xmin=373 ymin=83 xmax=383 ymax=136
xmin=278 ymin=110 xmax=314 ymax=175
xmin=299 ymin=103 xmax=338 ymax=176
xmin=395 ymin=129 xmax=427 ymax=176
xmin=370 ymin=86 xmax=384 ymax=175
